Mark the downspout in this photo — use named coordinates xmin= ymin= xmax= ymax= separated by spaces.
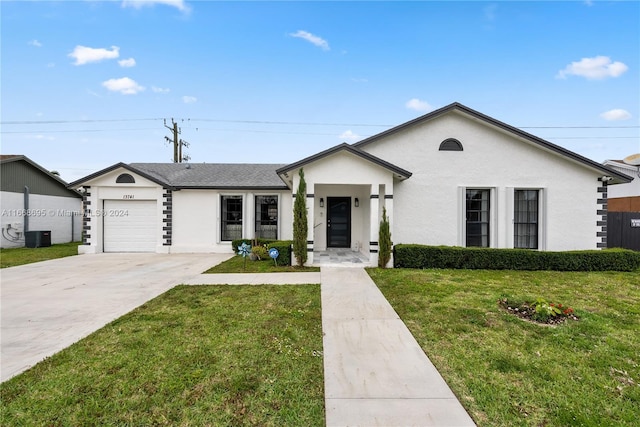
xmin=23 ymin=186 xmax=29 ymax=233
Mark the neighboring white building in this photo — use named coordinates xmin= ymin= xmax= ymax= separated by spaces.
xmin=603 ymin=158 xmax=640 ymax=201
xmin=1 ymin=155 xmax=83 ymax=248
xmin=69 ymin=103 xmax=632 ymax=265
xmin=602 ymin=157 xmax=640 ymax=251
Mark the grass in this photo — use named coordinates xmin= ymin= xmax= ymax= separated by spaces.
xmin=0 ymin=241 xmax=80 ymax=268
xmin=368 ymin=268 xmax=640 ymax=427
xmin=3 ymin=260 xmax=637 ymax=426
xmin=204 ymin=253 xmax=320 ymax=273
xmin=0 ymin=284 xmax=325 ymax=426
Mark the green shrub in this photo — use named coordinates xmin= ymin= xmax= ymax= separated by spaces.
xmin=393 ymin=244 xmax=640 ymax=271
xmin=378 ymin=206 xmax=392 ymax=268
xmin=293 ymin=169 xmax=308 ymax=267
xmin=231 ymin=238 xmax=276 ymax=254
xmin=231 ymin=239 xmax=292 ymax=266
xmin=251 ymin=245 xmax=269 ymax=260
xmin=267 ymin=240 xmax=293 ymax=266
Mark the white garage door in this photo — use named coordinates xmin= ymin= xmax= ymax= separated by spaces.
xmin=103 ymin=200 xmax=158 ymax=252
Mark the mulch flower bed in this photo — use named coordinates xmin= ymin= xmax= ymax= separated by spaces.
xmin=498 ymin=298 xmax=579 ymax=325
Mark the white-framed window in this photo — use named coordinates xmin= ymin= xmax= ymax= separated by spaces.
xmin=514 ymin=189 xmax=539 ymax=249
xmin=221 ymin=195 xmax=243 ymax=241
xmin=255 ymin=195 xmax=278 ymax=240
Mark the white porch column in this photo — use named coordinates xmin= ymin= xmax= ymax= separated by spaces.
xmin=306 ymin=192 xmax=315 ymax=265
xmin=246 ymin=192 xmax=254 ymax=240
xmin=369 ymin=193 xmax=380 ymax=266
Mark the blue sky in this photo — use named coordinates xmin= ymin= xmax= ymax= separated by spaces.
xmin=2 ymin=0 xmax=639 ymax=183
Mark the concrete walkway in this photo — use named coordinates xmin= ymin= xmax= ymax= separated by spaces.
xmin=321 ymin=267 xmax=476 ymax=427
xmin=196 ymin=267 xmax=476 ymax=425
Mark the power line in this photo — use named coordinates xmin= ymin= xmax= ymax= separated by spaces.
xmin=2 ymin=128 xmax=638 ymax=139
xmin=1 ymin=117 xmax=638 ymax=129
xmin=1 ymin=128 xmax=158 ymax=134
xmin=1 ymin=118 xmax=163 ymax=125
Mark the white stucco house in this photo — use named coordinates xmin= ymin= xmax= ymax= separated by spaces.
xmin=1 ymin=155 xmax=83 ymax=248
xmin=68 ymin=103 xmax=632 ymax=265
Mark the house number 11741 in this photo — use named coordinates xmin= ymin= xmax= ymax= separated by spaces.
xmin=123 ymin=195 xmax=134 ymax=199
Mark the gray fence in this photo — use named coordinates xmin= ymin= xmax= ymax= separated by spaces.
xmin=607 ymin=212 xmax=640 ymax=251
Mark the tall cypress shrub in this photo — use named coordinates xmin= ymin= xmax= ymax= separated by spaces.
xmin=293 ymin=168 xmax=308 ymax=267
xmin=378 ymin=206 xmax=391 ymax=268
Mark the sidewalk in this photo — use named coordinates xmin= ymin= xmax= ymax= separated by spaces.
xmin=321 ymin=267 xmax=476 ymax=427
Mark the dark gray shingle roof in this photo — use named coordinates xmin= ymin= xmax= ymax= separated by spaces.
xmin=129 ymin=163 xmax=288 ymax=189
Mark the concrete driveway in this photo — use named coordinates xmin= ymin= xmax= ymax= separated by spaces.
xmin=1 ymin=252 xmax=232 ymax=382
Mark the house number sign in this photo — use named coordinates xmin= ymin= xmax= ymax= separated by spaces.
xmin=123 ymin=195 xmax=135 ymax=199
xmin=631 ymin=219 xmax=640 ymax=228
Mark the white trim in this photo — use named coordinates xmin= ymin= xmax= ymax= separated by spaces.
xmin=490 ymin=187 xmax=497 ymax=248
xmin=539 ymin=188 xmax=547 ymax=251
xmin=458 ymin=186 xmax=465 ymax=247
xmin=505 ymin=187 xmax=515 ymax=249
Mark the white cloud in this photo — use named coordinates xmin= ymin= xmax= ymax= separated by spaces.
xmin=289 ymin=30 xmax=330 ymax=51
xmin=339 ymin=130 xmax=361 ymax=142
xmin=600 ymin=109 xmax=631 ymax=121
xmin=556 ymin=56 xmax=628 ymax=80
xmin=102 ymin=77 xmax=145 ymax=94
xmin=28 ymin=40 xmax=42 ymax=47
xmin=121 ymin=0 xmax=190 ymax=13
xmin=405 ymin=98 xmax=433 ymax=112
xmin=27 ymin=134 xmax=55 ymax=141
xmin=118 ymin=58 xmax=136 ymax=67
xmin=152 ymin=86 xmax=170 ymax=93
xmin=69 ymin=45 xmax=119 ymax=65
xmin=182 ymin=95 xmax=197 ymax=104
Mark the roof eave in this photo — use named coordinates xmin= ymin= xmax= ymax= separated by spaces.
xmin=173 ymin=185 xmax=289 ymax=190
xmin=2 ymin=155 xmax=83 ymax=198
xmin=277 ymin=142 xmax=412 ymax=180
xmin=67 ymin=163 xmax=174 ymax=189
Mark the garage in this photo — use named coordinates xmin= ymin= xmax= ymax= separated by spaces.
xmin=103 ymin=200 xmax=158 ymax=252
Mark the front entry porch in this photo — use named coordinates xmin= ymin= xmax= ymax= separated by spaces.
xmin=312 ymin=248 xmax=372 ymax=267
xmin=305 ymin=182 xmax=394 ymax=268
xmin=276 ymin=141 xmax=410 ymax=269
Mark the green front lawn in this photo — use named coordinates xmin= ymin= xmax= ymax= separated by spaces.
xmin=2 ymin=267 xmax=637 ymax=426
xmin=0 ymin=285 xmax=325 ymax=426
xmin=369 ymin=268 xmax=640 ymax=427
xmin=204 ymin=253 xmax=320 ymax=273
xmin=0 ymin=241 xmax=80 ymax=268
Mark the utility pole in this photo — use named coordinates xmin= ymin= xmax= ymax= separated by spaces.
xmin=164 ymin=118 xmax=179 ymax=162
xmin=164 ymin=119 xmax=191 ymax=163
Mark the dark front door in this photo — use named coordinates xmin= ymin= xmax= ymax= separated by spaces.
xmin=327 ymin=197 xmax=351 ymax=248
